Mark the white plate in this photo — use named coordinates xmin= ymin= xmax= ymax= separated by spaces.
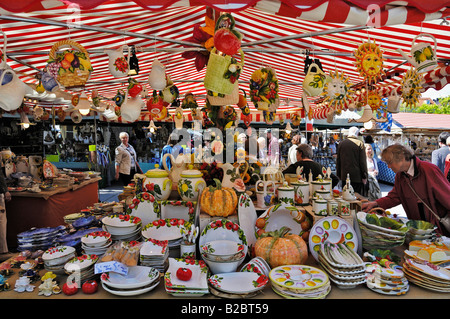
xmin=160 ymin=200 xmax=196 ymax=225
xmin=357 ymin=211 xmax=408 ymax=235
xmin=164 ymin=257 xmax=209 ymax=290
xmin=199 ymin=218 xmax=248 ymax=257
xmin=42 ymin=246 xmax=76 ymax=261
xmin=100 ymin=266 xmax=160 ymax=289
xmin=64 ymin=254 xmax=99 ymax=272
xmin=126 ymin=196 xmax=160 ymax=227
xmin=255 ymin=204 xmax=306 ymax=237
xmin=101 ymin=280 xmax=160 ymax=296
xmin=238 ymin=194 xmax=258 ymax=256
xmin=309 ymin=216 xmax=358 ymax=261
xmin=140 ymin=239 xmax=169 ymax=257
xmin=208 ymin=272 xmax=268 ymax=294
xmin=404 ymin=250 xmax=450 ymax=264
xmin=141 ymin=218 xmax=186 ymax=241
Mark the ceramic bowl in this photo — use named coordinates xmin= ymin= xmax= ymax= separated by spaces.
xmin=406 ymin=220 xmax=437 ymax=235
xmin=102 ymin=214 xmax=141 ymax=236
xmin=202 ymin=252 xmax=245 ymax=274
xmin=42 ymin=246 xmax=76 ymax=267
xmin=81 ymin=230 xmax=111 ymax=248
xmin=200 ymin=240 xmax=244 ymax=261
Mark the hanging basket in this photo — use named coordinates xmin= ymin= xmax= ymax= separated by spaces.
xmin=204 ymin=48 xmax=244 ymax=95
xmin=206 ymin=83 xmax=239 ymax=106
xmin=47 ymin=40 xmax=93 ymax=89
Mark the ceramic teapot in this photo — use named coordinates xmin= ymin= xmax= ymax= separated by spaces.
xmin=143 ymin=164 xmax=172 ymax=201
xmin=396 ymin=33 xmax=438 ymax=74
xmin=219 ymin=162 xmax=249 ymax=191
xmin=177 ymin=165 xmax=206 ymax=201
xmin=0 ymin=69 xmax=27 ymax=111
xmin=120 ymin=91 xmax=144 ymax=123
xmin=387 ymin=89 xmax=402 ymax=113
xmin=162 ymin=153 xmax=189 ymax=190
xmin=104 ymin=45 xmax=130 ymax=78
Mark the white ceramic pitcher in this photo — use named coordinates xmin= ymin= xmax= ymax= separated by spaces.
xmin=0 ymin=69 xmax=27 ymax=111
xmin=396 ymin=33 xmax=438 ymax=74
xmin=104 ymin=45 xmax=130 ymax=78
xmin=162 ymin=153 xmax=189 ymax=190
xmin=387 ymin=89 xmax=402 ymax=113
xmin=121 ymin=91 xmax=144 ymax=122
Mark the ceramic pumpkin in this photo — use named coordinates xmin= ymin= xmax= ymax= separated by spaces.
xmin=200 ymin=178 xmax=238 ymax=217
xmin=254 ymin=227 xmax=308 ymax=268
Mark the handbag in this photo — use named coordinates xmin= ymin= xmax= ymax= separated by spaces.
xmin=407 ymin=180 xmax=450 ymax=233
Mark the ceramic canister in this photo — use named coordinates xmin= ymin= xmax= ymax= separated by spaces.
xmin=144 ymin=165 xmax=172 ymax=201
xmin=314 ymin=188 xmax=331 ymax=200
xmin=178 ymin=167 xmax=206 ymax=201
xmin=327 ymin=199 xmax=339 ymax=216
xmin=291 ymin=181 xmax=310 ymax=206
xmin=312 ymin=197 xmax=328 ymax=216
xmin=277 ymin=183 xmax=295 ymax=206
xmin=311 ymin=179 xmax=332 ymax=195
xmin=338 ymin=199 xmax=351 ymax=216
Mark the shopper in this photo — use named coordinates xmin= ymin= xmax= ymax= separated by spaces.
xmin=336 ymin=126 xmax=368 ymax=195
xmin=365 ymin=143 xmax=382 ymax=201
xmin=0 ymin=168 xmax=12 ymax=262
xmin=327 ymin=137 xmax=337 ymax=156
xmin=115 ymin=131 xmax=142 ymax=186
xmin=266 ymin=129 xmax=280 ymax=166
xmin=160 ymin=133 xmax=184 ymax=171
xmin=257 ymin=136 xmax=268 ymax=165
xmin=283 ymin=144 xmax=324 ymax=180
xmin=362 ymin=144 xmax=450 ymax=236
xmin=444 ymin=136 xmax=450 ymax=183
xmin=431 ymin=131 xmax=450 ymax=173
xmin=287 ymin=134 xmax=301 ymax=165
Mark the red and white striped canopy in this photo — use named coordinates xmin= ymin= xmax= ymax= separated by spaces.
xmin=0 ymin=0 xmax=449 ymax=123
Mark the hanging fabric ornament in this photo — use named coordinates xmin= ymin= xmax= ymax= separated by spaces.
xmin=401 ymin=68 xmax=424 ymax=108
xmin=321 ymin=69 xmax=354 ymax=113
xmin=148 ymin=59 xmax=167 ymax=91
xmin=249 ymin=67 xmax=279 ymax=111
xmin=354 ymin=39 xmax=385 ymax=84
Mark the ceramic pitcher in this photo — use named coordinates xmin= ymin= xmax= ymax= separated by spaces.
xmin=219 ymin=162 xmax=249 ymax=189
xmin=256 ymin=181 xmax=276 ymax=209
xmin=40 ymin=69 xmax=59 ymax=92
xmin=396 ymin=33 xmax=438 ymax=74
xmin=143 ymin=165 xmax=172 ymax=201
xmin=105 ymin=45 xmax=130 ymax=78
xmin=302 ymin=62 xmax=327 ymax=97
xmin=148 ymin=59 xmax=167 ymax=91
xmin=387 ymin=89 xmax=402 ymax=113
xmin=162 ymin=153 xmax=189 ymax=190
xmin=120 ymin=91 xmax=144 ymax=122
xmin=0 ymin=69 xmax=27 ymax=111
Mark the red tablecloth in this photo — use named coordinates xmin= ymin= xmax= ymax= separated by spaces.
xmin=5 ymin=180 xmax=99 ymax=250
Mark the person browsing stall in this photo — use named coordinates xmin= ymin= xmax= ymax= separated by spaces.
xmin=115 ymin=132 xmax=142 ymax=186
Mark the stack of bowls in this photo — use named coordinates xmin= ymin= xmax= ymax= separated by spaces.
xmin=64 ymin=254 xmax=99 ymax=283
xmin=405 ymin=220 xmax=437 ymax=244
xmin=200 ymin=239 xmax=246 ymax=274
xmin=81 ymin=230 xmax=112 ymax=257
xmin=42 ymin=246 xmax=76 ymax=274
xmin=100 ymin=266 xmax=160 ymax=297
xmin=101 ymin=214 xmax=142 ymax=242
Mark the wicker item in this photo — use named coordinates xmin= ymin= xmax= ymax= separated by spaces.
xmin=204 ymin=48 xmax=244 ymax=95
xmin=206 ymin=83 xmax=239 ymax=106
xmin=47 ymin=40 xmax=93 ymax=89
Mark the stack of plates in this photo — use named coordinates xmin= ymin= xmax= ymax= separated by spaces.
xmin=141 ymin=219 xmax=185 ymax=257
xmin=317 ymin=243 xmax=366 ymax=289
xmin=55 ymin=227 xmax=103 ymax=251
xmin=101 ymin=265 xmax=160 ymax=297
xmin=81 ymin=230 xmax=113 ymax=257
xmin=269 ymin=265 xmax=331 ymax=299
xmin=208 ymin=272 xmax=268 ymax=299
xmin=164 ymin=258 xmax=209 ymax=297
xmin=139 ymin=239 xmax=169 ymax=272
xmin=16 ymin=226 xmax=67 ymax=251
xmin=365 ymin=261 xmax=409 ymax=295
xmin=42 ymin=246 xmax=76 ymax=274
xmin=72 ymin=215 xmax=98 ymax=230
xmin=405 ymin=220 xmax=437 ymax=244
xmin=102 ymin=214 xmax=142 ymax=242
xmin=64 ymin=254 xmax=99 ymax=283
xmin=357 ymin=212 xmax=408 ymax=250
xmin=64 ymin=213 xmax=84 ymax=224
xmin=403 ymin=258 xmax=450 ymax=292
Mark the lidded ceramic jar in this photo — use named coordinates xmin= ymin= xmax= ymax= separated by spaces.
xmin=143 ymin=164 xmax=172 ymax=200
xmin=277 ymin=182 xmax=295 ymax=206
xmin=312 ymin=197 xmax=328 ymax=216
xmin=177 ymin=165 xmax=206 ymax=201
xmin=291 ymin=180 xmax=310 ymax=206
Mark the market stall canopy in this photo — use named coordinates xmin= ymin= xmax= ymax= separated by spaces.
xmin=392 ymin=112 xmax=450 ymax=130
xmin=0 ymin=0 xmax=449 ymax=123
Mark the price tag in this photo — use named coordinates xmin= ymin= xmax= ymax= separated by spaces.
xmin=94 ymin=261 xmax=128 ymax=276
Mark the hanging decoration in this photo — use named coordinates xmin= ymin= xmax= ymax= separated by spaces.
xmin=401 ymin=68 xmax=424 ymax=108
xmin=321 ymin=69 xmax=354 ymax=113
xmin=174 ymin=107 xmax=184 ymax=129
xmin=354 ymin=40 xmax=385 ymax=84
xmin=104 ymin=45 xmax=130 ymax=78
xmin=396 ymin=33 xmax=438 ymax=74
xmin=181 ymin=92 xmax=198 ymax=109
xmin=148 ymin=59 xmax=167 ymax=91
xmin=213 ymin=13 xmax=243 ymax=56
xmin=291 ymin=113 xmax=301 ymax=126
xmin=367 ymin=89 xmax=383 ymax=113
xmin=0 ymin=30 xmax=6 ymax=69
xmin=249 ymin=67 xmax=279 ymax=111
xmin=160 ymin=75 xmax=179 ymax=104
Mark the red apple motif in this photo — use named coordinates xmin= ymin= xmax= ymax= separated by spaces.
xmin=176 ymin=267 xmax=192 ymax=281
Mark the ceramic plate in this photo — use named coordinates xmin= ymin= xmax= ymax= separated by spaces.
xmin=81 ymin=230 xmax=111 ymax=246
xmin=160 ymin=200 xmax=196 ymax=225
xmin=404 ymin=250 xmax=450 ymax=264
xmin=199 ymin=218 xmax=248 ymax=257
xmin=269 ymin=265 xmax=329 ymax=291
xmin=101 ymin=280 xmax=160 ymax=296
xmin=42 ymin=246 xmax=76 ymax=261
xmin=309 ymin=216 xmax=358 ymax=261
xmin=126 ymin=196 xmax=160 ymax=227
xmin=102 ymin=214 xmax=142 ymax=228
xmin=72 ymin=215 xmax=97 ymax=229
xmin=238 ymin=194 xmax=258 ymax=255
xmin=141 ymin=218 xmax=186 ymax=241
xmin=100 ymin=266 xmax=160 ymax=289
xmin=140 ymin=238 xmax=169 ymax=257
xmin=404 ymin=258 xmax=450 ymax=282
xmin=208 ymin=272 xmax=268 ymax=294
xmin=164 ymin=258 xmax=209 ymax=290
xmin=17 ymin=225 xmax=66 ymax=239
xmin=357 ymin=211 xmax=408 ymax=235
xmin=64 ymin=254 xmax=99 ymax=272
xmin=255 ymin=204 xmax=307 ymax=238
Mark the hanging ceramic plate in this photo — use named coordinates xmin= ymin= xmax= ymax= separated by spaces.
xmin=141 ymin=218 xmax=186 ymax=242
xmin=126 ymin=195 xmax=160 ymax=227
xmin=309 ymin=216 xmax=358 ymax=262
xmin=208 ymin=272 xmax=268 ymax=294
xmin=100 ymin=265 xmax=160 ymax=289
xmin=164 ymin=257 xmax=209 ymax=291
xmin=199 ymin=218 xmax=248 ymax=257
xmin=237 ymin=193 xmax=257 ymax=256
xmin=160 ymin=200 xmax=196 ymax=225
xmin=269 ymin=265 xmax=329 ymax=291
xmin=255 ymin=204 xmax=307 ymax=238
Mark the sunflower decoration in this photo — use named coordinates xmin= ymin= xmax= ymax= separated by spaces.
xmin=321 ymin=69 xmax=354 ymax=113
xmin=354 ymin=40 xmax=385 ymax=84
xmin=401 ymin=68 xmax=424 ymax=108
xmin=367 ymin=89 xmax=383 ymax=113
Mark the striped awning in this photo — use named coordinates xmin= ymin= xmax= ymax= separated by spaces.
xmin=0 ymin=0 xmax=449 ymax=124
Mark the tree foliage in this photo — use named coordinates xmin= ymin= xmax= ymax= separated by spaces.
xmin=400 ymin=96 xmax=450 ymax=114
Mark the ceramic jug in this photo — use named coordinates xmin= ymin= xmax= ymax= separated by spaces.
xmin=177 ymin=166 xmax=206 ymax=201
xmin=143 ymin=165 xmax=172 ymax=201
xmin=387 ymin=89 xmax=402 ymax=113
xmin=302 ymin=62 xmax=327 ymax=97
xmin=162 ymin=153 xmax=189 ymax=190
xmin=396 ymin=33 xmax=438 ymax=74
xmin=0 ymin=31 xmax=7 ymax=69
xmin=0 ymin=69 xmax=27 ymax=112
xmin=219 ymin=162 xmax=249 ymax=190
xmin=174 ymin=107 xmax=184 ymax=130
xmin=121 ymin=91 xmax=144 ymax=123
xmin=105 ymin=45 xmax=130 ymax=78
xmin=148 ymin=59 xmax=167 ymax=91
xmin=40 ymin=68 xmax=59 ymax=92
xmin=256 ymin=181 xmax=276 ymax=209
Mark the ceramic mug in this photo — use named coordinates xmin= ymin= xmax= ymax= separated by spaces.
xmin=180 ymin=243 xmax=196 ymax=259
xmin=277 ymin=184 xmax=295 ymax=206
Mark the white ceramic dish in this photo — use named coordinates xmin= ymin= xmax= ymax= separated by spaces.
xmin=100 ymin=266 xmax=160 ymax=289
xmin=140 ymin=239 xmax=169 ymax=257
xmin=269 ymin=265 xmax=329 ymax=291
xmin=64 ymin=254 xmax=99 ymax=273
xmin=127 ymin=196 xmax=160 ymax=227
xmin=357 ymin=211 xmax=408 ymax=235
xmin=141 ymin=218 xmax=185 ymax=242
xmin=160 ymin=200 xmax=196 ymax=225
xmin=208 ymin=272 xmax=268 ymax=294
xmin=101 ymin=280 xmax=160 ymax=296
xmin=42 ymin=246 xmax=76 ymax=266
xmin=202 ymin=253 xmax=245 ymax=274
xmin=164 ymin=258 xmax=209 ymax=290
xmin=255 ymin=204 xmax=306 ymax=237
xmin=81 ymin=230 xmax=111 ymax=247
xmin=101 ymin=214 xmax=142 ymax=235
xmin=201 ymin=240 xmax=244 ymax=260
xmin=237 ymin=194 xmax=258 ymax=255
xmin=240 ymin=257 xmax=271 ymax=277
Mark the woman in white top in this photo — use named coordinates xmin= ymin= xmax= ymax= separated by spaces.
xmin=288 ymin=134 xmax=301 ymax=166
xmin=115 ymin=132 xmax=142 ymax=186
xmin=365 ymin=144 xmax=379 ymax=177
xmin=365 ymin=143 xmax=381 ymax=200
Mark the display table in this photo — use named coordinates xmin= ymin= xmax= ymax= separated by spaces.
xmin=5 ymin=177 xmax=101 ymax=250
